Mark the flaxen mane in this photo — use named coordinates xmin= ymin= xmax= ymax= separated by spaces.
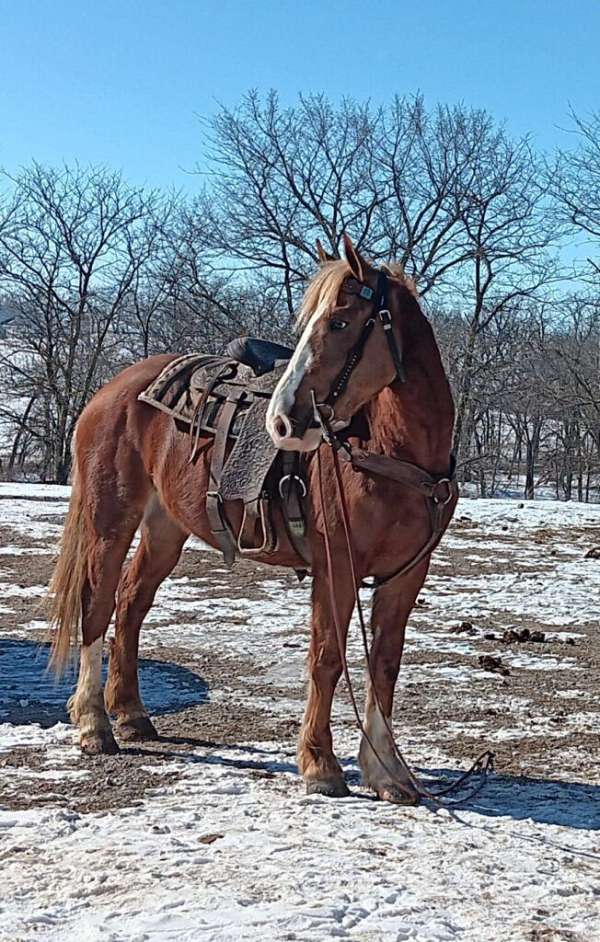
xmin=297 ymin=260 xmax=352 ymax=329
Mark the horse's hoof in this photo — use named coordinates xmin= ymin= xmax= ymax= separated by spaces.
xmin=306 ymin=778 xmax=350 ymax=798
xmin=116 ymin=716 xmax=159 ymax=742
xmin=80 ymin=730 xmax=120 ymax=756
xmin=377 ymin=784 xmax=420 ymax=805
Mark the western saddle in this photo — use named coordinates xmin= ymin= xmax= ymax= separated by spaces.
xmin=139 ymin=337 xmax=311 ymax=573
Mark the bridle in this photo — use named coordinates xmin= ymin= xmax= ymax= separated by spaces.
xmin=325 ymin=269 xmax=406 ymax=409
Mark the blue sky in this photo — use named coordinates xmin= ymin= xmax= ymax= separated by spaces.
xmin=2 ymin=0 xmax=599 ymax=191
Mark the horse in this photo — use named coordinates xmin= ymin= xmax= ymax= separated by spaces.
xmin=48 ymin=234 xmax=456 ymax=804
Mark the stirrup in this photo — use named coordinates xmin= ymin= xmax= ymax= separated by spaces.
xmin=237 ymin=497 xmax=276 ymax=556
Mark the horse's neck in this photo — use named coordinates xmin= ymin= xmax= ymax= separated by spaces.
xmin=365 ymin=325 xmax=455 ymax=474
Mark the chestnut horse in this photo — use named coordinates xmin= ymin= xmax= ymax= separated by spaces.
xmin=49 ymin=235 xmax=456 ymax=804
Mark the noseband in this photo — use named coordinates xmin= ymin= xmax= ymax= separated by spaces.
xmin=326 ymin=269 xmax=406 ymax=407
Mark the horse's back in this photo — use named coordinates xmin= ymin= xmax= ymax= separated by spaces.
xmin=75 ymin=355 xmax=180 ymax=475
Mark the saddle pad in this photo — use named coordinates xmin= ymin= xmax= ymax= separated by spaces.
xmin=138 ymin=353 xmax=231 ymax=428
xmin=218 ymin=365 xmax=291 ymax=502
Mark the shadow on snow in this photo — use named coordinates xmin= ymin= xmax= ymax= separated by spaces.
xmin=417 ymin=765 xmax=600 ymax=831
xmin=118 ymin=737 xmax=600 ymax=833
xmin=0 ymin=638 xmax=208 ymax=726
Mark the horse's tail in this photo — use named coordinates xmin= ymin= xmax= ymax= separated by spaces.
xmin=48 ymin=455 xmax=88 ymax=674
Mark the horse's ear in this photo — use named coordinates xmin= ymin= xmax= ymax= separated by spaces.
xmin=342 ymin=233 xmax=365 ymax=281
xmin=316 ymin=239 xmax=335 ymax=264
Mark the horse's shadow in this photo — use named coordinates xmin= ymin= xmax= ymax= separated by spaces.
xmin=0 ymin=637 xmax=208 ymax=726
xmin=414 ymin=765 xmax=600 ymax=832
xmin=127 ymin=737 xmax=600 ymax=832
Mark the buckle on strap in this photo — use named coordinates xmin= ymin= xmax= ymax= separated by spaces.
xmin=279 ymin=473 xmax=307 ymax=499
xmin=310 ymin=391 xmax=343 ymax=451
xmin=431 ymin=478 xmax=454 ymax=505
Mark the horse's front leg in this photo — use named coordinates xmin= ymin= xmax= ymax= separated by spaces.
xmin=358 ymin=560 xmax=429 ymax=804
xmin=297 ymin=570 xmax=355 ymax=798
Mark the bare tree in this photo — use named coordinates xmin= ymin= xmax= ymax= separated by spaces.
xmin=196 ymin=93 xmax=559 ymax=452
xmin=0 ymin=163 xmax=165 ymax=482
xmin=197 ymin=92 xmax=385 ymax=322
xmin=449 ymin=134 xmax=558 ymax=455
xmin=551 ymin=108 xmax=600 ymax=281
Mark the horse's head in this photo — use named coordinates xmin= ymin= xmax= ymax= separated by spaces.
xmin=267 ymin=234 xmax=408 ymax=451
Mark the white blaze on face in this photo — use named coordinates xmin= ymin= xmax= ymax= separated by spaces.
xmin=266 ymin=304 xmax=324 ymax=447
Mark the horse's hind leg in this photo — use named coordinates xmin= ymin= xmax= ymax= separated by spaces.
xmin=105 ymin=495 xmax=188 ymax=741
xmin=68 ymin=519 xmax=142 ymax=755
xmin=50 ymin=439 xmax=147 ymax=754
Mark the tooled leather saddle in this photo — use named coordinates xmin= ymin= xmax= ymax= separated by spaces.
xmin=138 ymin=338 xmax=311 ymax=573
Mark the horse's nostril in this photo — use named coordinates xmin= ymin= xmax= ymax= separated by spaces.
xmin=273 ymin=414 xmax=293 ymax=439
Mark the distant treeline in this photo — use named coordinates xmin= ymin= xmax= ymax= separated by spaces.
xmin=0 ymin=92 xmax=599 ymax=495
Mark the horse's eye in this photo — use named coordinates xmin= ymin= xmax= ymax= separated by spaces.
xmin=330 ymin=319 xmax=349 ymax=331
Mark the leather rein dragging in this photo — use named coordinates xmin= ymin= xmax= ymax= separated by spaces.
xmin=310 ymin=268 xmax=494 ymax=805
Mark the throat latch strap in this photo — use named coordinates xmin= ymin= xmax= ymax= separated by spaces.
xmin=373 ymin=270 xmax=405 ymax=384
xmin=379 ymin=308 xmax=406 ymax=383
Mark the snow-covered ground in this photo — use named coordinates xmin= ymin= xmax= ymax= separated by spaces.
xmin=1 ymin=485 xmax=599 ymax=941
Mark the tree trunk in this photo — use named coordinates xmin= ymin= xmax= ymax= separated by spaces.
xmin=452 ymin=324 xmax=478 ymax=457
xmin=525 ymin=439 xmax=535 ymax=500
